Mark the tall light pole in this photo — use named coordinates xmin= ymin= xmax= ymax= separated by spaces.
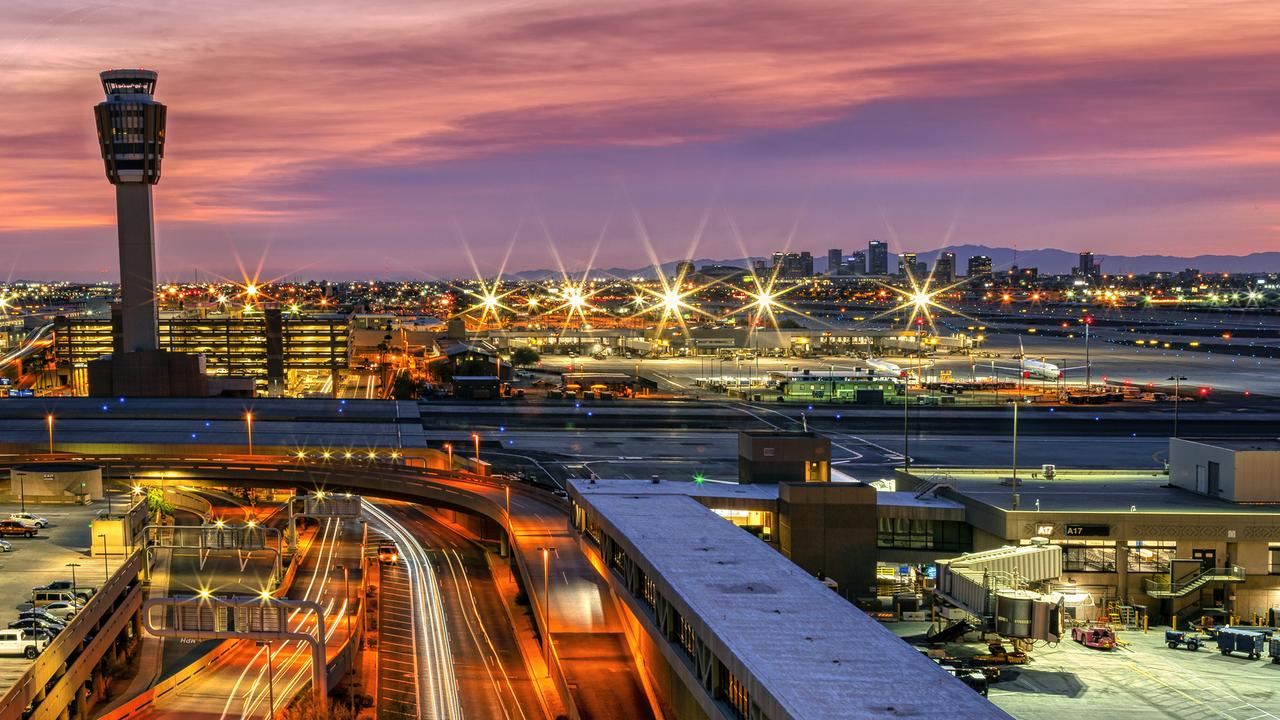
xmin=537 ymin=546 xmax=555 ymax=674
xmin=1011 ymin=401 xmax=1020 ymax=510
xmin=46 ymin=414 xmax=54 ymax=454
xmin=472 ymin=432 xmax=481 ymax=466
xmin=1083 ymin=315 xmax=1094 ymax=388
xmin=245 ymin=411 xmax=254 ymax=455
xmin=444 ymin=442 xmax=453 ymax=470
xmin=65 ymin=562 xmax=80 ymax=597
xmin=1168 ymin=375 xmax=1187 ymax=438
xmin=257 ymin=640 xmax=276 ymax=719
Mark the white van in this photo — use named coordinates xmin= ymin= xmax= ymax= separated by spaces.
xmin=0 ymin=629 xmax=47 ymax=659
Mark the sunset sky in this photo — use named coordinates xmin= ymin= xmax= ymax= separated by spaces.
xmin=3 ymin=0 xmax=1279 ymax=281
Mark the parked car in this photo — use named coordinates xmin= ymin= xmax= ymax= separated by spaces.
xmin=17 ymin=610 xmax=66 ymax=629
xmin=9 ymin=618 xmax=64 ymax=635
xmin=8 ymin=513 xmax=48 ymax=528
xmin=37 ymin=581 xmax=94 ymax=601
xmin=0 ymin=521 xmax=36 ymax=538
xmin=30 ymin=590 xmax=79 ymax=608
xmin=0 ymin=629 xmax=46 ymax=659
xmin=41 ymin=601 xmax=79 ymax=620
xmin=0 ymin=539 xmax=11 ymax=552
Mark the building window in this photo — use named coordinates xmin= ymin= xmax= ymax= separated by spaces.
xmin=1061 ymin=541 xmax=1116 ymax=572
xmin=642 ymin=575 xmax=656 ymax=610
xmin=677 ymin=615 xmax=697 ymax=659
xmin=1270 ymin=544 xmax=1280 ymax=575
xmin=877 ymin=518 xmax=972 ymax=552
xmin=1127 ymin=541 xmax=1176 ymax=573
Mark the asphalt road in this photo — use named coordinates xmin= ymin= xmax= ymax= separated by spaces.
xmin=387 ymin=503 xmax=544 ymax=720
xmin=144 ymin=515 xmax=364 ymax=720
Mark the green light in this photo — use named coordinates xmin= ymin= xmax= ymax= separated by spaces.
xmin=693 ymin=473 xmax=705 ymax=485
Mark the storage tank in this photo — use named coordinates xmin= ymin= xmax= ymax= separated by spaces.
xmin=994 ymin=589 xmax=1037 ymax=638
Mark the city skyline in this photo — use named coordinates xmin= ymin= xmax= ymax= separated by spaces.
xmin=3 ymin=1 xmax=1280 ymax=280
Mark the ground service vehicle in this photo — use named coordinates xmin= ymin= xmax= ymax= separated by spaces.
xmin=1217 ymin=628 xmax=1266 ymax=659
xmin=0 ymin=629 xmax=46 ymax=659
xmin=0 ymin=521 xmax=36 ymax=538
xmin=1165 ymin=630 xmax=1204 ymax=651
xmin=1072 ymin=626 xmax=1117 ymax=650
xmin=971 ymin=643 xmax=1029 ymax=665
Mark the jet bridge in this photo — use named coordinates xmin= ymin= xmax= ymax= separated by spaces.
xmin=935 ymin=541 xmax=1064 ymax=641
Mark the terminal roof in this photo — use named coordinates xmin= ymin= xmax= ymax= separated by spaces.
xmin=926 ymin=468 xmax=1280 ymax=514
xmin=1177 ymin=438 xmax=1280 ymax=452
xmin=570 ymin=481 xmax=1010 ymax=719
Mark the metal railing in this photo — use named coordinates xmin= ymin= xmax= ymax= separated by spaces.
xmin=1142 ymin=565 xmax=1246 ymax=597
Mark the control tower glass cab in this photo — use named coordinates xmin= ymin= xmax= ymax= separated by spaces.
xmin=94 ymin=69 xmax=166 ymax=184
xmin=94 ymin=69 xmax=165 ymax=353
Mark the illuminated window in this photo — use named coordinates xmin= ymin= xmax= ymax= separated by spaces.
xmin=1127 ymin=541 xmax=1176 ymax=573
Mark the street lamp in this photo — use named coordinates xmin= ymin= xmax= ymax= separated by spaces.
xmin=244 ymin=411 xmax=254 ymax=455
xmin=256 ymin=640 xmax=276 ymax=720
xmin=46 ymin=414 xmax=54 ymax=454
xmin=1010 ymin=400 xmax=1020 ymax=510
xmin=472 ymin=432 xmax=481 ymax=466
xmin=1168 ymin=376 xmax=1187 ymax=438
xmin=65 ymin=562 xmax=80 ymax=599
xmin=537 ymin=546 xmax=556 ymax=674
xmin=1082 ymin=315 xmax=1094 ymax=388
xmin=98 ymin=533 xmax=110 ymax=582
xmin=444 ymin=442 xmax=453 ymax=470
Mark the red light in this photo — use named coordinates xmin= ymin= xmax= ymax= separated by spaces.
xmin=1199 ymin=387 xmax=1209 ymax=395
xmin=1083 ymin=316 xmax=1094 ymax=325
xmin=916 ymin=318 xmax=924 ymax=325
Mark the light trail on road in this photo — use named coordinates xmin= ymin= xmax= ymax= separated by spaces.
xmin=365 ymin=500 xmax=463 ymax=720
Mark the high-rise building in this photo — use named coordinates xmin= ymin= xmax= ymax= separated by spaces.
xmin=1078 ymin=251 xmax=1100 ymax=279
xmin=848 ymin=251 xmax=867 ymax=275
xmin=898 ymin=252 xmax=918 ymax=279
xmin=772 ymin=252 xmax=813 ymax=279
xmin=673 ymin=260 xmax=696 ymax=281
xmin=868 ymin=241 xmax=889 ymax=275
xmin=934 ymin=252 xmax=956 ymax=283
xmin=827 ymin=248 xmax=843 ymax=275
xmin=95 ymin=69 xmax=166 ymax=353
xmin=967 ymin=255 xmax=993 ymax=279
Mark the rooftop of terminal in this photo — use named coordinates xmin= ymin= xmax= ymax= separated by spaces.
xmin=567 ymin=480 xmax=1010 ymax=719
xmin=908 ymin=467 xmax=1280 ymax=514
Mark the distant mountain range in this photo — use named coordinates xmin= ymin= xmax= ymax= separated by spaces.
xmin=505 ymin=245 xmax=1280 ymax=280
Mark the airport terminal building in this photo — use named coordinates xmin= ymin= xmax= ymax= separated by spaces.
xmin=573 ymin=435 xmax=1280 ymax=626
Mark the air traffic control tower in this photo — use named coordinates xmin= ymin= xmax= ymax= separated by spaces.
xmin=94 ymin=69 xmax=164 ymax=352
xmin=88 ymin=69 xmax=206 ymax=396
